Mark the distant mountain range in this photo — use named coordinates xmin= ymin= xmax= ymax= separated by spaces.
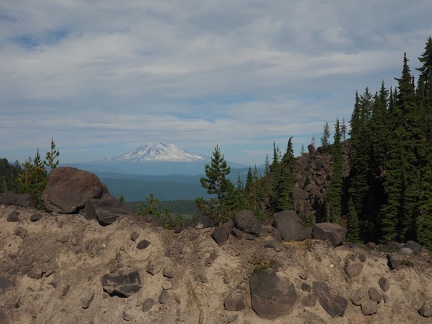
xmin=61 ymin=142 xmax=254 ymax=201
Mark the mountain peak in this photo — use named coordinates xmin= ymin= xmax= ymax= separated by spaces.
xmin=105 ymin=142 xmax=210 ymax=163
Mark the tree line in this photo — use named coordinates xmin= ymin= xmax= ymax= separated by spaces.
xmin=198 ymin=37 xmax=432 ymax=249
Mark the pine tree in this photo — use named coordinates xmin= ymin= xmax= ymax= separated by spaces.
xmin=320 ymin=122 xmax=331 ymax=153
xmin=327 ymin=119 xmax=343 ymax=223
xmin=199 ymin=145 xmax=232 ymax=221
xmin=274 ymin=137 xmax=296 ymax=212
xmin=347 ymin=198 xmax=361 ymax=242
xmin=382 ymin=53 xmax=420 ymax=241
xmin=45 ymin=138 xmax=60 ymax=169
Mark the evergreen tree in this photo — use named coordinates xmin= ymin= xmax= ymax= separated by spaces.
xmin=382 ymin=53 xmax=420 ymax=241
xmin=320 ymin=122 xmax=331 ymax=153
xmin=274 ymin=137 xmax=296 ymax=212
xmin=327 ymin=119 xmax=343 ymax=223
xmin=347 ymin=198 xmax=361 ymax=242
xmin=198 ymin=145 xmax=233 ymax=221
xmin=45 ymin=138 xmax=60 ymax=169
xmin=349 ymin=89 xmax=374 ymax=240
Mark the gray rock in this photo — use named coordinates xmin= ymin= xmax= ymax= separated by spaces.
xmin=378 ymin=277 xmax=390 ymax=292
xmin=130 ymin=232 xmax=139 ymax=241
xmin=224 ymin=291 xmax=246 ymax=311
xmin=312 ymin=223 xmax=347 ymax=247
xmin=361 ymin=300 xmax=378 ymax=316
xmin=249 ymin=269 xmax=298 ymax=319
xmin=0 ymin=191 xmax=36 ymax=208
xmin=6 ymin=211 xmax=20 ymax=222
xmin=194 ymin=215 xmax=218 ymax=229
xmin=345 ymin=262 xmax=363 ymax=278
xmin=368 ymin=287 xmax=382 ymax=303
xmin=419 ymin=302 xmax=432 ymax=318
xmin=233 ymin=210 xmax=261 ymax=236
xmin=163 ymin=267 xmax=174 ymax=279
xmin=272 ymin=210 xmax=310 ymax=241
xmin=80 ymin=292 xmax=94 ymax=309
xmin=302 ymin=294 xmax=317 ymax=307
xmin=62 ymin=285 xmax=70 ymax=297
xmin=386 ymin=254 xmax=401 ymax=270
xmin=102 ymin=270 xmax=141 ymax=297
xmin=350 ymin=293 xmax=364 ymax=306
xmin=313 ymin=281 xmax=348 ymax=318
xmin=401 ymin=247 xmax=413 ymax=255
xmin=302 ymin=283 xmax=311 ymax=292
xmin=404 ymin=240 xmax=422 ymax=255
xmin=30 ymin=213 xmax=42 ymax=222
xmin=136 ymin=239 xmax=150 ymax=250
xmin=211 ymin=226 xmax=230 ymax=245
xmin=27 ymin=268 xmax=43 ymax=279
xmin=159 ymin=290 xmax=169 ymax=304
xmin=142 ymin=298 xmax=155 ymax=312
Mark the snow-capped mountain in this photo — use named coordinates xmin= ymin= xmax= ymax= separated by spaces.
xmin=105 ymin=142 xmax=210 ymax=163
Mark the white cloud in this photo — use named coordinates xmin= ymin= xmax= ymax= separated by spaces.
xmin=1 ymin=0 xmax=431 ymax=165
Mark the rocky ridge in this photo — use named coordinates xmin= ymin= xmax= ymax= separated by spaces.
xmin=1 ymin=167 xmax=432 ymax=323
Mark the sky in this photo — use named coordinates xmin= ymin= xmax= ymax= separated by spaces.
xmin=1 ymin=0 xmax=431 ymax=166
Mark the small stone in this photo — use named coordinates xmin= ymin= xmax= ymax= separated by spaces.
xmin=159 ymin=290 xmax=169 ymax=304
xmin=162 ymin=281 xmax=173 ymax=290
xmin=224 ymin=292 xmax=246 ymax=311
xmin=62 ymin=285 xmax=70 ymax=297
xmin=378 ymin=277 xmax=390 ymax=292
xmin=27 ymin=268 xmax=43 ymax=279
xmin=142 ymin=298 xmax=155 ymax=312
xmin=30 ymin=213 xmax=42 ymax=222
xmin=350 ymin=293 xmax=364 ymax=306
xmin=345 ymin=263 xmax=363 ymax=278
xmin=163 ymin=267 xmax=174 ymax=279
xmin=136 ymin=240 xmax=150 ymax=250
xmin=130 ymin=232 xmax=139 ymax=241
xmin=302 ymin=294 xmax=317 ymax=307
xmin=7 ymin=211 xmax=20 ymax=222
xmin=302 ymin=283 xmax=311 ymax=292
xmin=368 ymin=287 xmax=382 ymax=303
xmin=361 ymin=300 xmax=378 ymax=316
xmin=419 ymin=302 xmax=432 ymax=318
xmin=383 ymin=294 xmax=390 ymax=303
xmin=80 ymin=292 xmax=94 ymax=309
xmin=358 ymin=254 xmax=367 ymax=262
xmin=299 ymin=272 xmax=308 ymax=280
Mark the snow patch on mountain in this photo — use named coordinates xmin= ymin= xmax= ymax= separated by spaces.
xmin=105 ymin=142 xmax=210 ymax=163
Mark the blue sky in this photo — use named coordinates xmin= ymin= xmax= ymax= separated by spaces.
xmin=1 ymin=0 xmax=431 ymax=166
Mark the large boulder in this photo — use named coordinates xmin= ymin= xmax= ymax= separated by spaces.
xmin=312 ymin=222 xmax=347 ymax=247
xmin=0 ymin=191 xmax=36 ymax=208
xmin=84 ymin=191 xmax=133 ymax=225
xmin=249 ymin=269 xmax=298 ymax=319
xmin=43 ymin=167 xmax=104 ymax=213
xmin=233 ymin=210 xmax=261 ymax=236
xmin=273 ymin=210 xmax=310 ymax=241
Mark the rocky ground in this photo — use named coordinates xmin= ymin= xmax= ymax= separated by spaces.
xmin=2 ymin=204 xmax=432 ymax=324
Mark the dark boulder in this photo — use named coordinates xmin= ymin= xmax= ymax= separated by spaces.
xmin=312 ymin=223 xmax=347 ymax=247
xmin=272 ymin=210 xmax=310 ymax=241
xmin=84 ymin=192 xmax=133 ymax=226
xmin=43 ymin=167 xmax=104 ymax=213
xmin=211 ymin=226 xmax=230 ymax=245
xmin=0 ymin=191 xmax=36 ymax=208
xmin=404 ymin=240 xmax=422 ymax=255
xmin=249 ymin=269 xmax=298 ymax=319
xmin=102 ymin=271 xmax=141 ymax=298
xmin=30 ymin=213 xmax=42 ymax=222
xmin=234 ymin=210 xmax=261 ymax=237
xmin=195 ymin=214 xmax=218 ymax=229
xmin=313 ymin=281 xmax=348 ymax=318
xmin=6 ymin=210 xmax=20 ymax=222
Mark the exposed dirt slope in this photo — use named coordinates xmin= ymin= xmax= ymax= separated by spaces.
xmin=1 ymin=205 xmax=432 ymax=324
